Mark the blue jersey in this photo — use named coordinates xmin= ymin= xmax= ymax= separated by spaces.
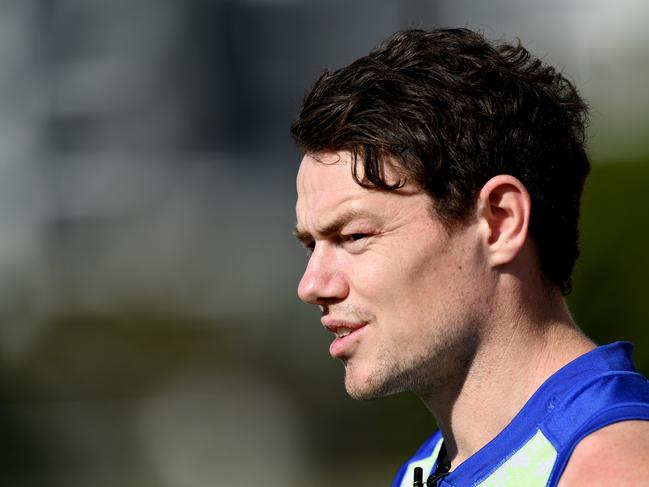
xmin=392 ymin=342 xmax=649 ymax=487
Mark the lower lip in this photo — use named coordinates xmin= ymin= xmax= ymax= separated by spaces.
xmin=329 ymin=326 xmax=368 ymax=358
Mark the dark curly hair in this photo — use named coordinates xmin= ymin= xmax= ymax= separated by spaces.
xmin=290 ymin=28 xmax=590 ymax=295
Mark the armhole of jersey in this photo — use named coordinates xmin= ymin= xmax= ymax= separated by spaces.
xmin=547 ymin=403 xmax=649 ymax=486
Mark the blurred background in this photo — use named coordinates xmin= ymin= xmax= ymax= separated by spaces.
xmin=0 ymin=0 xmax=648 ymax=485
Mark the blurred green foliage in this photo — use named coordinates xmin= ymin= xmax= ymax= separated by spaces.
xmin=570 ymin=160 xmax=649 ymax=374
xmin=0 ymin=313 xmax=234 ymax=401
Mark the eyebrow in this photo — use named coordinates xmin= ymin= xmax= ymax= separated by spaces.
xmin=293 ymin=208 xmax=378 ymax=244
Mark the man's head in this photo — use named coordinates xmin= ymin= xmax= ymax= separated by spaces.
xmin=292 ymin=28 xmax=589 ymax=295
xmin=291 ymin=28 xmax=590 ymax=399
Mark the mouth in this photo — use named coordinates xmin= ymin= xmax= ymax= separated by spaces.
xmin=322 ymin=320 xmax=368 ymax=359
xmin=333 ymin=327 xmax=354 ymax=338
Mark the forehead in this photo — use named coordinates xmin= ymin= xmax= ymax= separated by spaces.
xmin=296 ymin=152 xmax=360 ymax=206
xmin=295 ymin=151 xmax=426 ymax=229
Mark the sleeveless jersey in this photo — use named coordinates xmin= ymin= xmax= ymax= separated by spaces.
xmin=391 ymin=342 xmax=649 ymax=487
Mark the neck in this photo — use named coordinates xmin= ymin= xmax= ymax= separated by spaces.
xmin=416 ymin=287 xmax=595 ymax=469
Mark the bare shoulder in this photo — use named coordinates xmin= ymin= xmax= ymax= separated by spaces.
xmin=558 ymin=420 xmax=649 ymax=486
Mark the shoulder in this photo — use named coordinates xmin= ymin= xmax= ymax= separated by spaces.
xmin=558 ymin=420 xmax=649 ymax=486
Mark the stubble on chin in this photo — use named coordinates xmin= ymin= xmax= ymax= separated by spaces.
xmin=342 ymin=318 xmax=481 ymax=401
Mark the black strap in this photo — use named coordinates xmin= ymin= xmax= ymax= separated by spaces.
xmin=426 ymin=441 xmax=451 ymax=486
xmin=412 ymin=441 xmax=452 ymax=487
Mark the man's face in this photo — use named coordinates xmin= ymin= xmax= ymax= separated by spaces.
xmin=295 ymin=152 xmax=488 ymax=400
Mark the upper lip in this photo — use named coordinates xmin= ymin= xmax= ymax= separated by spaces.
xmin=321 ymin=317 xmax=367 ymax=334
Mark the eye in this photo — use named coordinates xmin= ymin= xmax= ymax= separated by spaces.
xmin=341 ymin=233 xmax=372 ymax=249
xmin=305 ymin=240 xmax=315 ymax=255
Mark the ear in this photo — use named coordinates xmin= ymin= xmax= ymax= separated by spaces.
xmin=477 ymin=175 xmax=531 ymax=268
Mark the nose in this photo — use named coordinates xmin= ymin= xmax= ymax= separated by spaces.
xmin=297 ymin=244 xmax=349 ymax=305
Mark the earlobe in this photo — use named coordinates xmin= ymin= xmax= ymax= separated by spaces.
xmin=478 ymin=175 xmax=531 ymax=268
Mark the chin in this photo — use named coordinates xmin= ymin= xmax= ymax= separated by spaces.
xmin=345 ymin=383 xmax=382 ymax=401
xmin=343 ymin=366 xmax=403 ymax=400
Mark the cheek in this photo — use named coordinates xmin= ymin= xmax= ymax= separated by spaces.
xmin=346 ymin=252 xmax=393 ymax=302
xmin=350 ymin=245 xmax=450 ymax=316
xmin=391 ymin=243 xmax=476 ymax=316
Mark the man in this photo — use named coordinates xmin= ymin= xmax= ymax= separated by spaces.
xmin=290 ymin=28 xmax=649 ymax=486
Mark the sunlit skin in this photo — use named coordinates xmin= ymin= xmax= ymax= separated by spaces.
xmin=295 ymin=151 xmax=492 ymax=400
xmin=293 ymin=150 xmax=618 ymax=479
xmin=295 ymin=151 xmax=649 ymax=485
